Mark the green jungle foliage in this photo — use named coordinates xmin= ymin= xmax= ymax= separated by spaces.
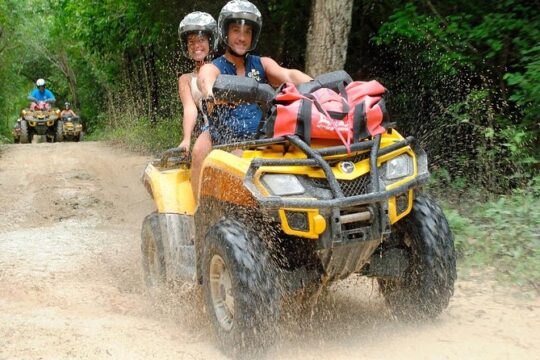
xmin=0 ymin=0 xmax=28 ymax=141
xmin=370 ymin=0 xmax=540 ymax=192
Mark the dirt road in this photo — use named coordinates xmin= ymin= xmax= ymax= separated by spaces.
xmin=0 ymin=142 xmax=538 ymax=360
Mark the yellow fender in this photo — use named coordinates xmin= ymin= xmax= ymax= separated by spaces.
xmin=143 ymin=163 xmax=196 ymax=215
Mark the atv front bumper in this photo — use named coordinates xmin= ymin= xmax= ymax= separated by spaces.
xmin=28 ymin=119 xmax=55 ymax=135
xmin=238 ymin=135 xmax=429 ymax=245
xmin=63 ymin=122 xmax=83 ymax=136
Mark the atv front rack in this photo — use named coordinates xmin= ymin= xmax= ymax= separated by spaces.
xmin=214 ymin=134 xmax=429 ymax=209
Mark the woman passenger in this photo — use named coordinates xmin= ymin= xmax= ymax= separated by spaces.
xmin=177 ymin=12 xmax=217 ymax=152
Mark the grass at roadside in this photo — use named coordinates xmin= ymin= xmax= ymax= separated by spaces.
xmin=86 ymin=116 xmax=182 ymax=155
xmin=441 ymin=182 xmax=539 ymax=291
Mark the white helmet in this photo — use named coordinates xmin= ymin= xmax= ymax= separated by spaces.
xmin=218 ymin=0 xmax=262 ymax=52
xmin=36 ymin=78 xmax=46 ymax=87
xmin=178 ymin=11 xmax=217 ymax=59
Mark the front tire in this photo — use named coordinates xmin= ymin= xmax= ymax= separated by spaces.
xmin=378 ymin=194 xmax=456 ymax=320
xmin=20 ymin=120 xmax=30 ymax=144
xmin=55 ymin=120 xmax=64 ymax=142
xmin=203 ymin=219 xmax=281 ymax=356
xmin=141 ymin=213 xmax=166 ymax=289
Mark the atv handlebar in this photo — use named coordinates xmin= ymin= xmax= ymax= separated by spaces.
xmin=209 ymin=70 xmax=355 ymax=114
xmin=62 ymin=115 xmax=80 ymax=121
xmin=158 ymin=147 xmax=191 ymax=167
xmin=296 ymin=70 xmax=353 ymax=94
xmin=211 ymin=75 xmax=275 ymax=114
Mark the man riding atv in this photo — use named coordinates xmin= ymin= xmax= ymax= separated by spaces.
xmin=28 ymin=78 xmax=56 ymax=108
xmin=190 ymin=0 xmax=312 ymax=201
xmin=18 ymin=78 xmax=61 ymax=143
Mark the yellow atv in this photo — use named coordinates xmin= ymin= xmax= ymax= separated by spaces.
xmin=19 ymin=103 xmax=61 ymax=143
xmin=141 ymin=71 xmax=456 ymax=356
xmin=59 ymin=114 xmax=84 ymax=142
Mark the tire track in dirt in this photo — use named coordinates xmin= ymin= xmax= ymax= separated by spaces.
xmin=0 ymin=142 xmax=538 ymax=360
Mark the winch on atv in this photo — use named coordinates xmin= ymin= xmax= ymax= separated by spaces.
xmin=141 ymin=71 xmax=456 ymax=356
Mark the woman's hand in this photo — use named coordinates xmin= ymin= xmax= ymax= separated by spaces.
xmin=178 ymin=138 xmax=191 ymax=153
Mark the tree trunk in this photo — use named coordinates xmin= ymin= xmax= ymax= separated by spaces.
xmin=305 ymin=0 xmax=353 ymax=77
xmin=57 ymin=51 xmax=79 ymax=108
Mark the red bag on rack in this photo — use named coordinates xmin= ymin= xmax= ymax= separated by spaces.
xmin=265 ymin=80 xmax=389 ymax=150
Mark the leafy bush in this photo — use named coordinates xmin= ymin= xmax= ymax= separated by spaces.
xmin=445 ymin=187 xmax=540 ymax=289
xmin=504 ymin=46 xmax=540 ymax=126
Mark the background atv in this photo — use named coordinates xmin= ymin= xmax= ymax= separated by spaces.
xmin=58 ymin=114 xmax=83 ymax=142
xmin=19 ymin=102 xmax=61 ymax=143
xmin=141 ymin=71 xmax=457 ymax=356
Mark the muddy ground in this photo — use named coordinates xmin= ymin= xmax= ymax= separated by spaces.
xmin=0 ymin=141 xmax=538 ymax=359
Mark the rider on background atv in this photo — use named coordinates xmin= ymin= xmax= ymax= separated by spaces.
xmin=60 ymin=102 xmax=77 ymax=118
xmin=27 ymin=78 xmax=56 ymax=110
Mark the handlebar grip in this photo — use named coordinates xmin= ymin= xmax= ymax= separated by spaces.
xmin=212 ymin=75 xmax=275 ymax=114
xmin=297 ymin=70 xmax=353 ymax=95
xmin=159 ymin=147 xmax=190 ymax=167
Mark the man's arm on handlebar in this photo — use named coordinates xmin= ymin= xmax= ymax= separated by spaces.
xmin=261 ymin=57 xmax=313 ymax=88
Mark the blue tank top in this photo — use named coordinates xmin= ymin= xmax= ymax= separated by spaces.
xmin=211 ymin=55 xmax=266 ymax=141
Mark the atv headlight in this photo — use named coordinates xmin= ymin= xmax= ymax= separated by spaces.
xmin=261 ymin=174 xmax=305 ymax=196
xmin=385 ymin=154 xmax=413 ymax=181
